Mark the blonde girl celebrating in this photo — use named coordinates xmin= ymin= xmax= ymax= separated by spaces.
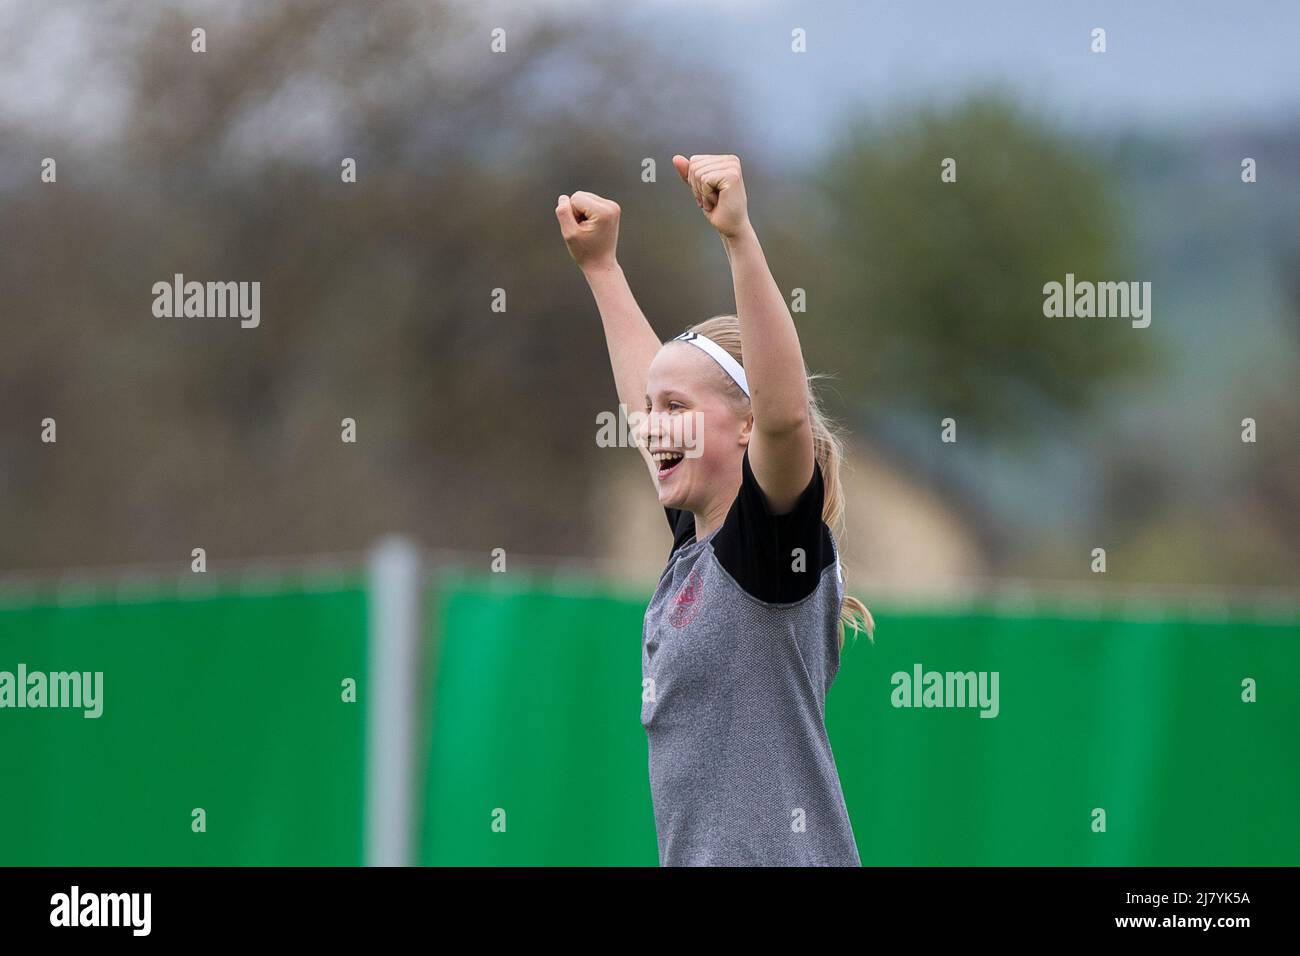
xmin=555 ymin=154 xmax=871 ymax=866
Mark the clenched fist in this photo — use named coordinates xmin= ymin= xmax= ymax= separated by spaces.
xmin=672 ymin=153 xmax=749 ymax=238
xmin=555 ymin=191 xmax=620 ymax=270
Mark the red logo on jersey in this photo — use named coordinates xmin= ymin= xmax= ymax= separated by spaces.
xmin=669 ymin=569 xmax=703 ymax=629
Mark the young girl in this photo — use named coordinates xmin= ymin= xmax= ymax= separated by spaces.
xmin=555 ymin=154 xmax=872 ymax=866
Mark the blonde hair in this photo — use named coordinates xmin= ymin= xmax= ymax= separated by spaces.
xmin=685 ymin=314 xmax=875 ymax=648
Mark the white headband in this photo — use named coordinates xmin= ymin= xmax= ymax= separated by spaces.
xmin=672 ymin=331 xmax=750 ymax=398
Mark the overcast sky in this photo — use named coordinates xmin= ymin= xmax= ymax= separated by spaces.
xmin=615 ymin=0 xmax=1300 ymax=162
xmin=3 ymin=0 xmax=1298 ymax=158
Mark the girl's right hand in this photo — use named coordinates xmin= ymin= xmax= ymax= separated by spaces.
xmin=555 ymin=191 xmax=620 ymax=270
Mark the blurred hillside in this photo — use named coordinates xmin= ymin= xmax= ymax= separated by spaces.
xmin=0 ymin=0 xmax=1296 ymax=594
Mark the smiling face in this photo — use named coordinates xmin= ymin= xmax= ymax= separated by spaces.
xmin=640 ymin=341 xmax=752 ymax=514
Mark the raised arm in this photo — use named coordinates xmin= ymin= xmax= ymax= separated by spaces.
xmin=671 ymin=154 xmax=814 ymax=514
xmin=555 ymin=191 xmax=661 ymax=467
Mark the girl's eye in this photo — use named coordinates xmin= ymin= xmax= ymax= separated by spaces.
xmin=668 ymin=402 xmax=684 ymax=411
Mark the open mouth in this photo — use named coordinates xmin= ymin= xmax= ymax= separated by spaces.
xmin=652 ymin=450 xmax=685 ymax=479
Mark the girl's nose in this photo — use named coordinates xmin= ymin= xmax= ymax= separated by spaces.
xmin=642 ymin=410 xmax=661 ymax=438
xmin=634 ymin=411 xmax=655 ymax=446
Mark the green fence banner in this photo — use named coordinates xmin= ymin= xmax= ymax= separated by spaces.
xmin=420 ymin=577 xmax=658 ymax=865
xmin=4 ymin=574 xmax=1295 ymax=866
xmin=420 ymin=578 xmax=1300 ymax=866
xmin=0 ymin=587 xmax=368 ymax=866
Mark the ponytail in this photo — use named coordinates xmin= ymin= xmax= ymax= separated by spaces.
xmin=686 ymin=315 xmax=874 ymax=649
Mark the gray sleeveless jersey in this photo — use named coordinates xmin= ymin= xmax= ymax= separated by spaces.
xmin=640 ymin=451 xmax=861 ymax=866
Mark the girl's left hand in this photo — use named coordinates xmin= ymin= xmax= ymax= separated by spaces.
xmin=672 ymin=153 xmax=749 ymax=238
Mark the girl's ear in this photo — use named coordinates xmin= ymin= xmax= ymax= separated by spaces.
xmin=738 ymin=412 xmax=754 ymax=447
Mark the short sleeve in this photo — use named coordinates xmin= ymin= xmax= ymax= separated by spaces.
xmin=710 ymin=449 xmax=836 ymax=603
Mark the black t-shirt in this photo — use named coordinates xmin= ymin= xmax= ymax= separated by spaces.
xmin=664 ymin=449 xmax=837 ymax=604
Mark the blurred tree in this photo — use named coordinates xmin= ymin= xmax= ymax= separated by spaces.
xmin=791 ymin=93 xmax=1151 ymax=438
xmin=0 ymin=0 xmax=745 ymax=569
xmin=1239 ymin=237 xmax=1300 ymax=570
xmin=0 ymin=2 xmax=1292 ymax=593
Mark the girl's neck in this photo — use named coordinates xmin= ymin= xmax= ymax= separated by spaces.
xmin=692 ymin=498 xmax=732 ymax=542
xmin=690 ymin=465 xmax=744 ymax=542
